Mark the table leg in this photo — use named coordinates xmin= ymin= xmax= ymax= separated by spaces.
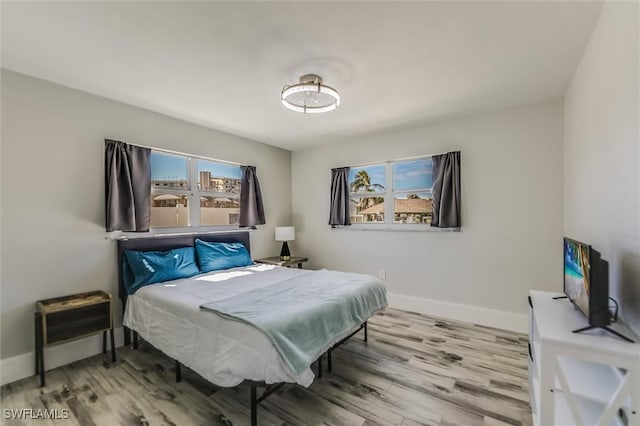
xmin=297 ymin=263 xmax=302 ymax=269
xmin=102 ymin=331 xmax=107 ymax=354
xmin=34 ymin=312 xmax=39 ymax=375
xmin=35 ymin=312 xmax=45 ymax=387
xmin=110 ymin=328 xmax=116 ymax=362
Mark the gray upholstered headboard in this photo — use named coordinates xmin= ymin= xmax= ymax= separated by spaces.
xmin=116 ymin=231 xmax=251 ymax=307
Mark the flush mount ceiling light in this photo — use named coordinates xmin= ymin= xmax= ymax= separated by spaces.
xmin=281 ymin=74 xmax=340 ymax=114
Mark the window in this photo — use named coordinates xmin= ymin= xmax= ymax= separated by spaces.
xmin=349 ymin=165 xmax=386 ymax=223
xmin=348 ymin=157 xmax=433 ymax=226
xmin=150 ymin=151 xmax=241 ymax=228
xmin=392 ymin=158 xmax=433 ymax=224
xmin=197 ymin=158 xmax=241 ymax=226
xmin=150 ymin=152 xmax=190 ymax=227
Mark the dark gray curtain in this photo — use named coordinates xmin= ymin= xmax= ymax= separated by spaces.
xmin=431 ymin=151 xmax=461 ymax=228
xmin=329 ymin=167 xmax=351 ymax=227
xmin=239 ymin=165 xmax=265 ymax=227
xmin=105 ymin=139 xmax=151 ymax=232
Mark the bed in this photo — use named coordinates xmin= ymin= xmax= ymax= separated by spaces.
xmin=117 ymin=231 xmax=387 ymax=425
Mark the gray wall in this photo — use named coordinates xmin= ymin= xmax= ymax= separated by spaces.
xmin=564 ymin=2 xmax=640 ymax=334
xmin=292 ymin=100 xmax=565 ymax=317
xmin=0 ymin=70 xmax=292 ymax=359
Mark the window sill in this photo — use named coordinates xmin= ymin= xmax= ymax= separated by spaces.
xmin=331 ymin=225 xmax=461 ymax=232
xmin=105 ymin=225 xmax=253 ymax=240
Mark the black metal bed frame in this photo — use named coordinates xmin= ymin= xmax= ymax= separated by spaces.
xmin=117 ymin=231 xmax=370 ymax=426
xmin=130 ymin=321 xmax=367 ymax=426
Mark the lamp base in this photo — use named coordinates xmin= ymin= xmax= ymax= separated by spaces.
xmin=280 ymin=241 xmax=291 ymax=261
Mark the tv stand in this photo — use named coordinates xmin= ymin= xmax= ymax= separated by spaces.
xmin=528 ymin=291 xmax=639 ymax=426
xmin=573 ymin=325 xmax=635 ymax=343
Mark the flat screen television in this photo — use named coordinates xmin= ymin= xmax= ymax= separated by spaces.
xmin=563 ymin=237 xmax=610 ymax=328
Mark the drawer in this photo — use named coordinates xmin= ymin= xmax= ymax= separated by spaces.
xmin=44 ymin=302 xmax=111 ymax=344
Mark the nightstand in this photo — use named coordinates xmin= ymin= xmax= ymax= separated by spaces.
xmin=35 ymin=290 xmax=115 ymax=387
xmin=255 ymin=256 xmax=308 ymax=269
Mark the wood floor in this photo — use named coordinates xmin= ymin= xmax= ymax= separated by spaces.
xmin=1 ymin=308 xmax=532 ymax=426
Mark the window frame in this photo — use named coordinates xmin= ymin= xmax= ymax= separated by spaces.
xmin=391 ymin=158 xmax=433 ymax=225
xmin=344 ymin=155 xmax=450 ymax=232
xmin=349 ymin=163 xmax=387 ymax=224
xmin=195 ymin=158 xmax=242 ymax=227
xmin=147 ymin=150 xmax=243 ymax=232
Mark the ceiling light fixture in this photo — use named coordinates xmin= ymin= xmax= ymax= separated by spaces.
xmin=281 ymin=74 xmax=340 ymax=114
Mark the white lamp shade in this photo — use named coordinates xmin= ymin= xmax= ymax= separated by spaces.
xmin=275 ymin=226 xmax=295 ymax=241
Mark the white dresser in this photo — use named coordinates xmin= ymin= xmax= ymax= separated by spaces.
xmin=528 ymin=290 xmax=640 ymax=426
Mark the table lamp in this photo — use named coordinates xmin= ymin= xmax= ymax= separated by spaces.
xmin=275 ymin=226 xmax=295 ymax=261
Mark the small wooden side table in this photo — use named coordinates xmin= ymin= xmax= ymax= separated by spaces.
xmin=35 ymin=290 xmax=115 ymax=387
xmin=255 ymin=256 xmax=308 ymax=269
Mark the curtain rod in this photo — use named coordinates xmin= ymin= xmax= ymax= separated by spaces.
xmin=344 ymin=151 xmax=451 ymax=169
xmin=115 ymin=140 xmax=243 ymax=167
xmin=105 ymin=228 xmax=253 ymax=240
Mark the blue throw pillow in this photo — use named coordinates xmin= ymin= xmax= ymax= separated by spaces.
xmin=123 ymin=246 xmax=200 ymax=294
xmin=195 ymin=239 xmax=253 ymax=273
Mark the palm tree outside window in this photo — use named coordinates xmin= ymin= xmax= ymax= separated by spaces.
xmin=348 ymin=166 xmax=386 ymax=224
xmin=346 ymin=157 xmax=434 ymax=226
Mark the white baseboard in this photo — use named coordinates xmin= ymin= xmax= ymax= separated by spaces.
xmin=1 ymin=327 xmax=125 ymax=386
xmin=387 ymin=293 xmax=528 ymax=334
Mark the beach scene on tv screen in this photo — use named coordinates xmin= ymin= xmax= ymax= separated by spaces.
xmin=564 ymin=239 xmax=590 ymax=315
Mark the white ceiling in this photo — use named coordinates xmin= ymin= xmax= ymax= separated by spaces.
xmin=2 ymin=1 xmax=603 ymax=151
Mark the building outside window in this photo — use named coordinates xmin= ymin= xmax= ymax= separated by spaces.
xmin=150 ymin=151 xmax=241 ymax=228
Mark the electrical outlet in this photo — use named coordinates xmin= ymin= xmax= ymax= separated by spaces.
xmin=378 ymin=269 xmax=386 ymax=280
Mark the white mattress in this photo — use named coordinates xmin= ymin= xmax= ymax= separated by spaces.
xmin=123 ymin=264 xmax=318 ymax=387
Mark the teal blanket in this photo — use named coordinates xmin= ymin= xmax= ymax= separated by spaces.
xmin=200 ymin=269 xmax=387 ymax=375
